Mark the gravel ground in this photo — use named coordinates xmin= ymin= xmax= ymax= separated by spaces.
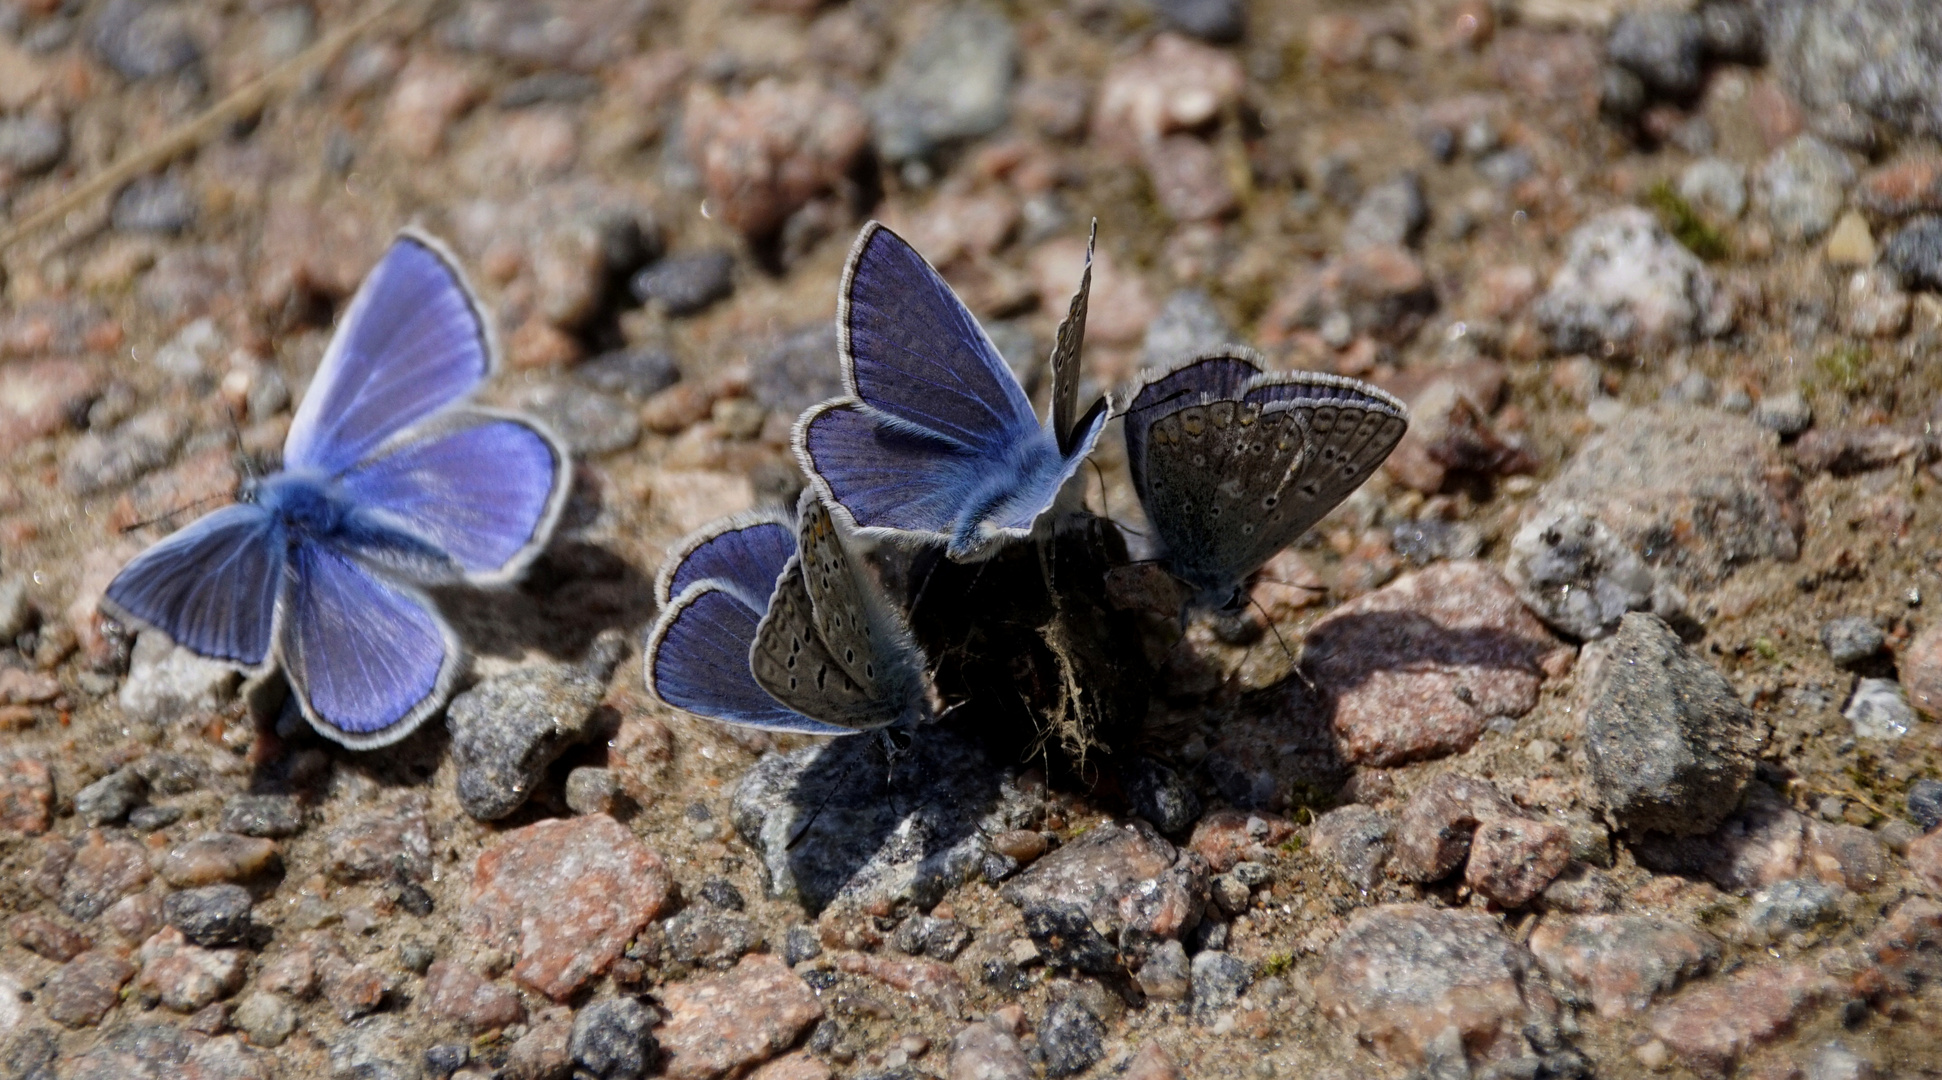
xmin=6 ymin=0 xmax=1942 ymax=1077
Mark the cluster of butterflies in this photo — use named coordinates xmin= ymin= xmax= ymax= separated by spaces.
xmin=102 ymin=221 xmax=1407 ymax=751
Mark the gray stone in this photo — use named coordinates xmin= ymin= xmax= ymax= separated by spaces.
xmin=564 ymin=767 xmax=622 ymax=816
xmin=571 ymin=997 xmax=657 ymax=1080
xmin=0 ymin=576 xmax=33 ymax=641
xmin=1700 ymin=1 xmax=1764 ymax=61
xmin=63 ymin=409 xmax=184 ymax=495
xmin=732 ymin=724 xmax=1036 ymax=912
xmin=61 ymin=1022 xmax=190 ymax=1080
xmin=1532 ymin=208 xmax=1728 ymax=356
xmin=1581 ymin=613 xmax=1760 ymax=836
xmin=1601 ymin=64 xmax=1648 ymax=121
xmin=1141 ymin=289 xmax=1233 ymax=369
xmin=1505 ymin=503 xmax=1667 ymax=642
xmin=1758 ymin=0 xmax=1942 ymax=140
xmin=164 ymin=885 xmax=252 ymax=947
xmin=423 ymin=1043 xmax=468 ymax=1077
xmin=326 ymin=1015 xmax=422 ymax=1080
xmin=498 ymin=72 xmax=600 ymax=109
xmin=1743 ymin=877 xmax=1844 ymax=940
xmin=118 ymin=630 xmax=239 ymax=725
xmin=1311 ymin=804 xmax=1393 ymax=890
xmin=664 ymin=906 xmax=760 ymax=968
xmin=1906 ymin=778 xmax=1942 ymax=832
xmin=233 ymin=992 xmax=297 ymax=1048
xmin=0 ymin=115 xmax=67 ymax=176
xmin=1525 ymin=407 xmax=1799 ymax=592
xmin=1806 ymin=1042 xmax=1876 ymax=1080
xmin=575 ymin=349 xmax=680 ymax=401
xmin=447 ymin=630 xmax=625 ymax=821
xmin=1678 ymin=158 xmax=1748 ymax=220
xmin=783 ymin=925 xmax=823 ymax=966
xmin=127 ymin=805 xmax=182 ymax=832
xmin=1345 ymin=173 xmax=1428 ymax=251
xmin=1754 ymin=390 xmax=1813 ymax=435
xmin=1135 ymin=938 xmax=1191 ymax=1001
xmin=1846 ymin=677 xmax=1915 ymax=740
xmin=92 ymin=0 xmax=202 ymax=82
xmin=1821 ymin=617 xmax=1884 ymax=667
xmin=1389 ymin=519 xmax=1485 ymax=566
xmin=892 ymin=914 xmax=973 ymax=961
xmin=220 ymin=795 xmax=302 ymax=838
xmin=871 ymin=4 xmax=1017 ymax=163
xmin=750 ymin=324 xmax=844 ymax=416
xmin=1121 ymin=756 xmax=1200 ymax=837
xmin=1039 ymin=997 xmax=1104 ymax=1078
xmin=1882 ymin=215 xmax=1942 ymax=290
xmin=1759 ymin=136 xmax=1855 ymax=242
xmin=948 ymin=1019 xmax=1032 ymax=1080
xmin=629 ymin=251 xmax=733 ymax=317
xmin=74 ymin=769 xmax=146 ymax=827
xmin=518 ymin=383 xmax=639 ymax=457
xmin=1608 ymin=10 xmax=1705 ymax=99
xmin=1000 ymin=819 xmax=1208 ymax=975
xmin=1153 ymin=0 xmax=1244 ymax=43
xmin=1190 ymin=950 xmax=1252 ymax=1018
xmin=111 ymin=175 xmax=197 ymax=235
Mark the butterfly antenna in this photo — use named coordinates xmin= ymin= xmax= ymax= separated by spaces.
xmin=1254 ymin=576 xmax=1325 ymax=592
xmin=1085 ymin=458 xmax=1113 ymax=521
xmin=1248 ymin=594 xmax=1296 ymax=663
xmin=785 ymin=752 xmax=859 ymax=852
xmin=118 ymin=490 xmax=232 ymax=533
xmin=223 ymin=403 xmax=257 ymax=483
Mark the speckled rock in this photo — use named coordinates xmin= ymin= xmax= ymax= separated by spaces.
xmin=683 ymin=80 xmax=870 ymax=241
xmin=657 ymin=954 xmax=823 ymax=1080
xmin=0 ymin=113 xmax=66 ymax=175
xmin=629 ymin=251 xmax=735 ymax=318
xmin=1846 ymin=677 xmax=1916 ymax=740
xmin=1648 ymin=962 xmax=1830 ymax=1074
xmin=1303 ymin=561 xmax=1571 ymax=767
xmin=0 ymin=359 xmax=105 ymax=459
xmin=423 ymin=961 xmax=524 ymax=1034
xmin=1119 ymin=757 xmax=1200 ymax=838
xmin=11 ymin=911 xmax=91 ymax=961
xmin=1316 ymin=904 xmax=1551 ymax=1072
xmin=1141 ymin=289 xmax=1234 ymax=368
xmin=463 ymin=813 xmax=672 ymax=1001
xmin=1526 ymin=406 xmax=1800 ymax=591
xmin=1189 ymin=951 xmax=1251 ymax=1020
xmin=1392 ymin=774 xmax=1519 ymax=883
xmin=324 ymin=795 xmax=431 ymax=882
xmin=1187 ymin=809 xmax=1296 ymax=873
xmin=517 ymin=384 xmax=640 ymax=457
xmin=1580 ymin=613 xmax=1760 ymax=836
xmin=1505 ymin=503 xmax=1671 ymax=641
xmin=219 ymin=795 xmax=302 ymax=839
xmin=1000 ymin=819 xmax=1208 ymax=974
xmin=1532 ymin=207 xmax=1729 ymax=355
xmin=1883 ymin=215 xmax=1942 ymax=290
xmin=1745 ymin=877 xmax=1847 ymax=939
xmin=73 ymin=768 xmax=145 ymax=827
xmin=0 ymin=755 xmax=53 ymax=835
xmin=733 ymin=724 xmax=1036 ymax=913
xmin=570 ymin=996 xmax=657 ymax=1080
xmin=1759 ymin=0 xmax=1942 ymax=140
xmin=665 ymin=906 xmax=762 ymax=968
xmin=1345 ymin=173 xmax=1428 ymax=251
xmin=1465 ymin=817 xmax=1573 ymax=908
xmin=159 ymin=832 xmax=279 ymax=888
xmin=1040 ymin=997 xmax=1105 ymax=1076
xmin=871 ymin=5 xmax=1017 ymax=163
xmin=1902 ymin=621 xmax=1942 ymax=717
xmin=59 ymin=829 xmax=154 ymax=919
xmin=163 ymin=885 xmax=252 ymax=947
xmin=448 ymin=631 xmax=625 ymax=820
xmin=1530 ymin=915 xmax=1720 ymax=1018
xmin=1311 ymin=805 xmax=1394 ymax=890
xmin=42 ymin=951 xmax=138 ymax=1028
xmin=948 ymin=1018 xmax=1032 ymax=1080
xmin=117 ymin=630 xmax=238 ymax=725
xmin=1759 ymin=135 xmax=1855 ymax=241
xmin=136 ymin=928 xmax=246 ymax=1013
xmin=232 ymin=992 xmax=298 ymax=1049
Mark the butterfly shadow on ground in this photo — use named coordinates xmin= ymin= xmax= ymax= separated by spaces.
xmin=433 ymin=467 xmax=658 ymax=664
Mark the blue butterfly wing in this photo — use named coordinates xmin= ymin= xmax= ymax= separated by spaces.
xmin=796 ymin=399 xmax=978 ymax=539
xmin=1123 ymin=352 xmax=1263 ymax=497
xmin=839 ymin=223 xmax=1040 ymax=452
xmin=657 ymin=515 xmax=797 ymax=609
xmin=101 ymin=503 xmax=282 ymax=667
xmin=336 ymin=414 xmax=568 ymax=583
xmin=284 ymin=232 xmax=494 ymax=476
xmin=279 ymin=541 xmax=457 ymax=748
xmin=645 ymin=581 xmax=854 ymax=736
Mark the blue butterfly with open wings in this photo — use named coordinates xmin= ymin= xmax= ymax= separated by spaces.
xmin=102 ymin=230 xmax=571 ymax=749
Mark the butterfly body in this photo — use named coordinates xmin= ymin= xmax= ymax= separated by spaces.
xmin=103 ymin=231 xmax=569 ymax=749
xmin=1125 ymin=350 xmax=1409 ymax=612
xmin=646 ymin=493 xmax=930 ymax=736
xmin=795 ymin=222 xmax=1108 ymax=562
